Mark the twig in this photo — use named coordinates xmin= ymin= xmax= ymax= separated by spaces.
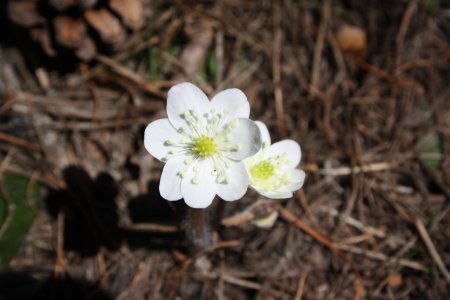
xmin=215 ymin=57 xmax=261 ymax=93
xmin=294 ymin=270 xmax=308 ymax=300
xmin=394 ymin=49 xmax=450 ymax=74
xmin=116 ymin=261 xmax=152 ymax=300
xmin=166 ymin=240 xmax=240 ymax=300
xmin=221 ymin=200 xmax=276 ymax=227
xmin=350 ymin=55 xmax=423 ymax=94
xmin=297 ymin=189 xmax=323 ymax=232
xmin=309 ymin=0 xmax=334 ymax=145
xmin=338 ymin=233 xmax=377 ymax=245
xmin=310 ymin=0 xmax=330 ymax=90
xmin=278 ymin=205 xmax=335 ymax=250
xmin=221 ymin=211 xmax=255 ymax=227
xmin=0 ymin=131 xmax=40 ymax=152
xmin=320 ymin=207 xmax=386 ymax=238
xmin=34 ymin=117 xmax=150 ymax=131
xmin=26 ymin=169 xmax=39 ymax=214
xmin=336 ymin=244 xmax=428 ymax=272
xmin=0 ymin=184 xmax=14 ymax=238
xmin=277 ymin=205 xmax=363 ymax=300
xmin=272 ymin=1 xmax=287 ymax=138
xmin=0 ymin=149 xmax=14 ymax=238
xmin=415 ymin=218 xmax=450 ymax=285
xmin=319 ymin=162 xmax=394 ymax=176
xmin=206 ymin=240 xmax=240 ymax=252
xmin=53 ymin=210 xmax=66 ymax=277
xmin=3 ymin=165 xmax=66 ymax=189
xmin=120 ymin=223 xmax=180 ymax=233
xmin=222 ymin=273 xmax=262 ymax=290
xmin=94 ymin=54 xmax=167 ymax=98
xmin=395 ymin=0 xmax=419 ymax=71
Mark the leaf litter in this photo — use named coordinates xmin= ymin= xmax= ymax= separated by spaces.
xmin=0 ymin=0 xmax=450 ymax=299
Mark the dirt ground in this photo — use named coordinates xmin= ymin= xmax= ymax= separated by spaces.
xmin=1 ymin=0 xmax=450 ymax=299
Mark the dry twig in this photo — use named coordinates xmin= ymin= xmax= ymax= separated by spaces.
xmin=415 ymin=218 xmax=450 ymax=285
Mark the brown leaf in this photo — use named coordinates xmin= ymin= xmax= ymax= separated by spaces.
xmin=109 ymin=0 xmax=145 ymax=31
xmin=49 ymin=0 xmax=77 ymax=11
xmin=84 ymin=8 xmax=126 ymax=46
xmin=7 ymin=0 xmax=45 ymax=27
xmin=49 ymin=0 xmax=97 ymax=10
xmin=53 ymin=16 xmax=87 ymax=49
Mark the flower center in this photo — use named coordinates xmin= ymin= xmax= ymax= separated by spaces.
xmin=251 ymin=161 xmax=275 ymax=181
xmin=192 ymin=135 xmax=217 ymax=158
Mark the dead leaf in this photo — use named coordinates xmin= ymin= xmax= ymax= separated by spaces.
xmin=109 ymin=0 xmax=145 ymax=31
xmin=84 ymin=8 xmax=126 ymax=46
xmin=7 ymin=0 xmax=45 ymax=27
xmin=53 ymin=16 xmax=87 ymax=49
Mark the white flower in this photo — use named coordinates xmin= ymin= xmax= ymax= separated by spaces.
xmin=144 ymin=82 xmax=261 ymax=208
xmin=244 ymin=121 xmax=305 ymax=199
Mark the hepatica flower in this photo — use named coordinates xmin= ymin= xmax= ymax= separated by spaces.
xmin=244 ymin=122 xmax=305 ymax=199
xmin=144 ymin=82 xmax=261 ymax=208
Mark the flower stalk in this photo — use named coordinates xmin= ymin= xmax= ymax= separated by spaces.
xmin=182 ymin=206 xmax=213 ymax=250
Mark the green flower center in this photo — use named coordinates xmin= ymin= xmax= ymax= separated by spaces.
xmin=192 ymin=135 xmax=217 ymax=157
xmin=250 ymin=161 xmax=275 ymax=181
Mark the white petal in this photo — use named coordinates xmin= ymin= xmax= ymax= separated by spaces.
xmin=159 ymin=156 xmax=184 ymax=200
xmin=181 ymin=160 xmax=217 ymax=208
xmin=255 ymin=121 xmax=271 ymax=147
xmin=284 ymin=169 xmax=306 ymax=191
xmin=144 ymin=118 xmax=185 ymax=161
xmin=266 ymin=140 xmax=301 ymax=169
xmin=249 ymin=185 xmax=293 ymax=199
xmin=216 ymin=161 xmax=249 ymax=201
xmin=167 ymin=82 xmax=210 ymax=130
xmin=211 ymin=88 xmax=249 ymax=122
xmin=220 ymin=118 xmax=262 ymax=161
xmin=264 ymin=191 xmax=294 ymax=199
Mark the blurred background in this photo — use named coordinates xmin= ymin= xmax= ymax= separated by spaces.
xmin=0 ymin=0 xmax=449 ymax=299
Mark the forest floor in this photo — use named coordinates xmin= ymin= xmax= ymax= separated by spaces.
xmin=1 ymin=0 xmax=450 ymax=299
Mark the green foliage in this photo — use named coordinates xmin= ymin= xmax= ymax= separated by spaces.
xmin=0 ymin=175 xmax=40 ymax=267
xmin=147 ymin=45 xmax=180 ymax=82
xmin=418 ymin=133 xmax=443 ymax=180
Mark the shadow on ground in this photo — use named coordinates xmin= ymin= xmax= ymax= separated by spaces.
xmin=45 ymin=165 xmax=185 ymax=255
xmin=45 ymin=166 xmax=121 ymax=257
xmin=125 ymin=180 xmax=185 ymax=249
xmin=0 ymin=269 xmax=112 ymax=300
